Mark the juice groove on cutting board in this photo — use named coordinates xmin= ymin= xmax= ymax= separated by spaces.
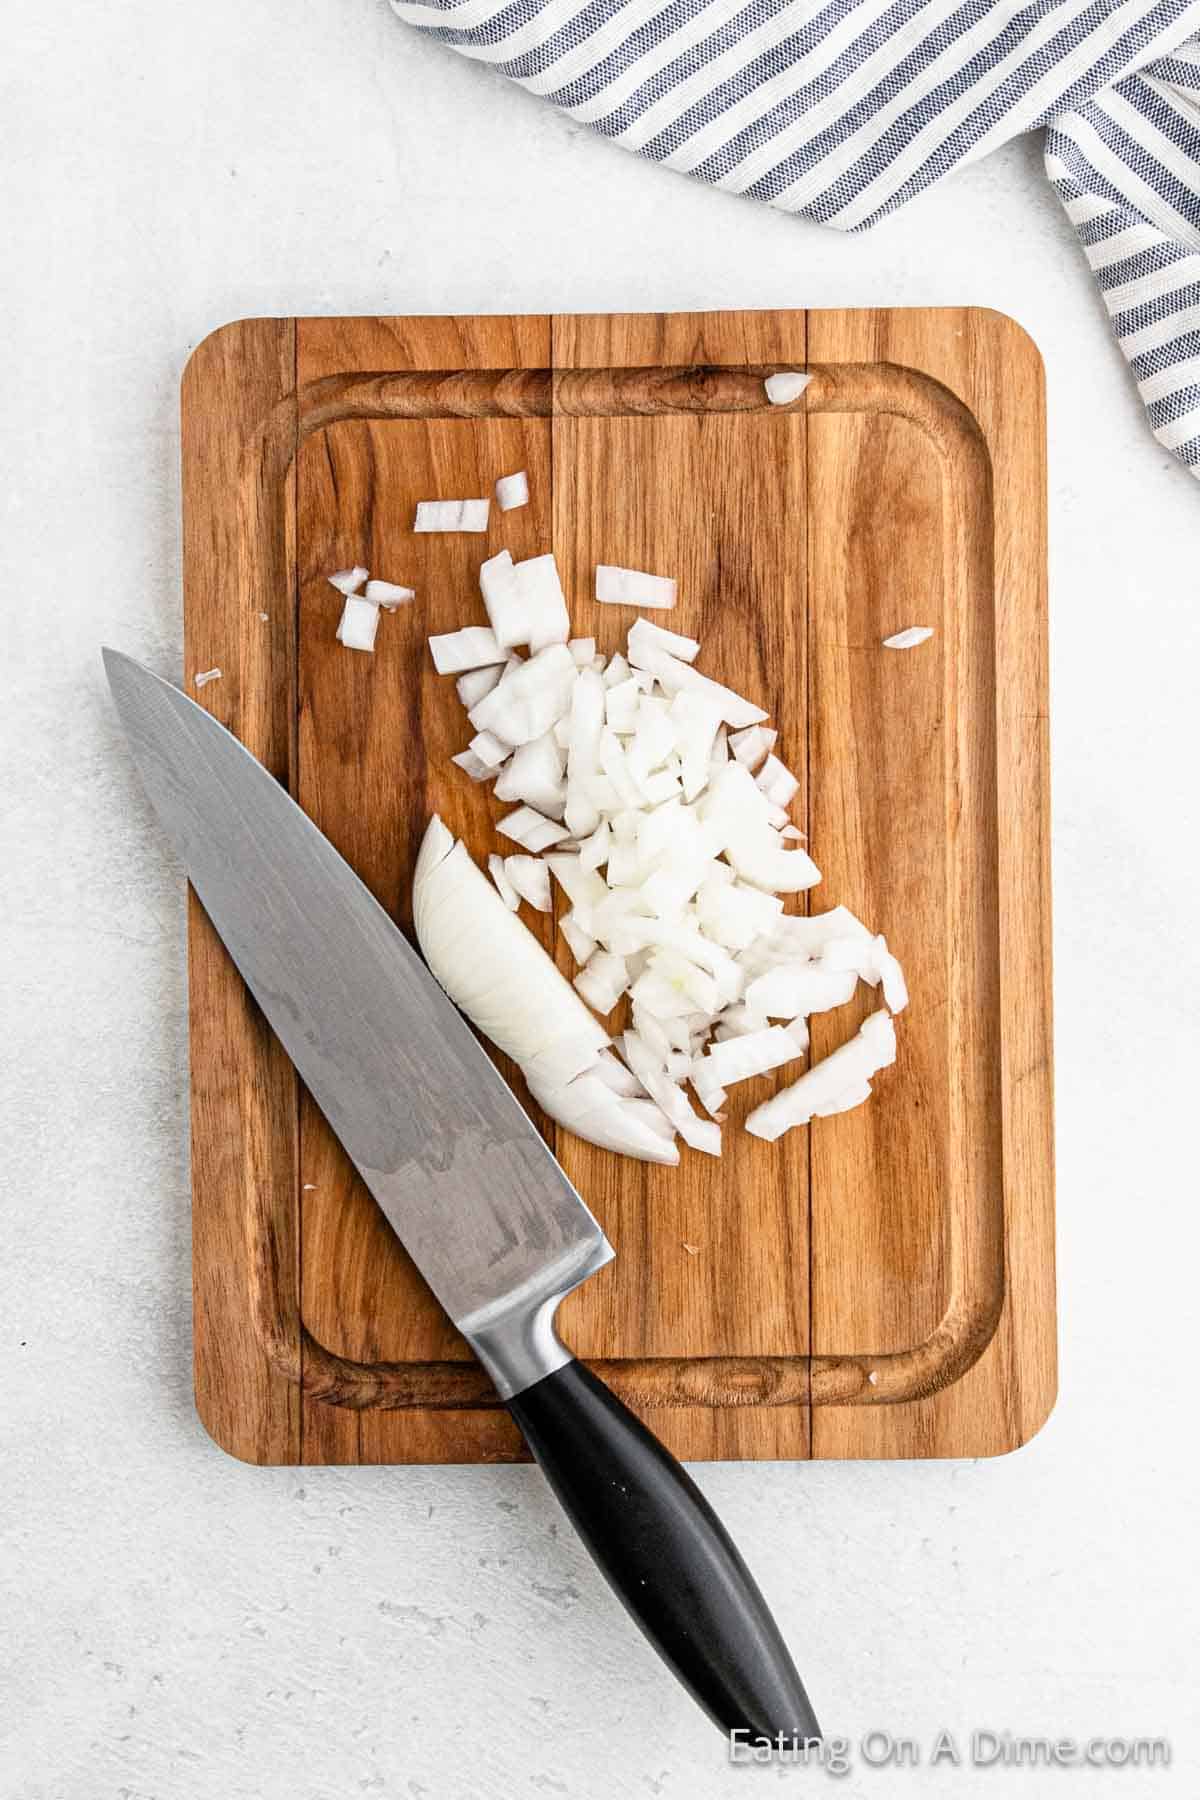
xmin=181 ymin=307 xmax=1055 ymax=1465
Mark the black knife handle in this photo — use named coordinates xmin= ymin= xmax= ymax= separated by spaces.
xmin=508 ymin=1358 xmax=820 ymax=1745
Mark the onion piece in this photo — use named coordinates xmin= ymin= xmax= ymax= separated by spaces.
xmin=596 ymin=565 xmax=678 ymax=611
xmin=513 ymin=554 xmax=570 ymax=653
xmin=493 ymin=730 xmax=566 ymax=817
xmin=498 ymin=805 xmax=570 ymax=853
xmin=469 ymin=643 xmax=577 ymax=746
xmin=697 ymin=880 xmax=784 ymax=951
xmin=365 ymin=579 xmax=415 ymax=608
xmin=745 ymin=1011 xmax=896 ymax=1140
xmin=764 ymin=371 xmax=812 ymax=405
xmin=603 ymin=652 xmax=632 ymax=688
xmin=545 ymin=853 xmax=608 ymax=912
xmin=559 ymin=911 xmax=597 ymax=964
xmin=605 ymin=677 xmax=641 ymax=735
xmin=336 ymin=595 xmax=380 ymax=653
xmin=574 ymin=950 xmax=629 ymax=1015
xmin=450 ymin=748 xmax=493 ymax=782
xmin=626 ymin=616 xmax=700 ymax=666
xmin=882 ymin=626 xmax=934 ymax=650
xmin=564 ymin=667 xmax=605 ymax=839
xmin=569 ymin=637 xmax=596 ymax=668
xmin=755 ymin=753 xmax=800 ymax=808
xmin=729 ymin=724 xmax=777 ymax=770
xmin=327 ymin=566 xmax=368 ymax=596
xmin=592 ymin=1050 xmax=643 ymax=1097
xmin=689 ymin=1058 xmax=728 ymax=1119
xmin=621 ymin=1031 xmax=721 ymax=1156
xmin=633 ymin=644 xmax=767 ymax=730
xmin=524 ymin=1065 xmax=679 ymax=1165
xmin=488 ymin=853 xmax=520 ymax=910
xmin=495 ymin=470 xmax=529 ymax=512
xmin=414 ymin=499 xmax=489 ymax=532
xmin=468 ymin=730 xmax=510 ymax=770
xmin=701 ymin=1025 xmax=803 ymax=1087
xmin=193 ymin=667 xmax=222 ymax=689
xmin=413 ymin=817 xmax=608 ymax=1085
xmin=429 ymin=626 xmax=505 ymax=675
xmin=744 ymin=964 xmax=858 ymax=1018
xmin=503 ymin=854 xmax=552 ymax=912
xmin=578 ymin=820 xmax=612 ymax=872
xmin=456 ymin=663 xmax=505 ymax=708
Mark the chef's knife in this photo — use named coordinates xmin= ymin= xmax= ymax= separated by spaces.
xmin=103 ymin=648 xmax=820 ymax=1746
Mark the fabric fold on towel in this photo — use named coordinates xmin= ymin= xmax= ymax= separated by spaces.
xmin=394 ymin=0 xmax=1200 ymax=477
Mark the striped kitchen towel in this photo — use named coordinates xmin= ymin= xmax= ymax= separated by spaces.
xmin=393 ymin=0 xmax=1200 ymax=477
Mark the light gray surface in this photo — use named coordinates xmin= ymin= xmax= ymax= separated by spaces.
xmin=2 ymin=1 xmax=1198 ymax=1795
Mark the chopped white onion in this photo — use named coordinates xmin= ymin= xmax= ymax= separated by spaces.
xmin=493 ymin=730 xmax=566 ymax=817
xmin=469 ymin=643 xmax=577 ymax=746
xmin=745 ymin=1011 xmax=896 ymax=1140
xmin=365 ymin=579 xmax=415 ymax=608
xmin=495 ymin=470 xmax=529 ymax=512
xmin=574 ymin=950 xmax=629 ymax=1016
xmin=468 ymin=729 xmax=511 ymax=770
xmin=596 ymin=565 xmax=678 ymax=611
xmin=622 ymin=1031 xmax=721 ymax=1156
xmin=882 ymin=626 xmax=934 ymax=650
xmin=427 ymin=592 xmax=909 ymax=1162
xmin=414 ymin=499 xmax=490 ymax=533
xmin=450 ymin=748 xmax=493 ymax=782
xmin=559 ymin=911 xmax=597 ymax=964
xmin=456 ymin=663 xmax=505 ymax=709
xmin=701 ymin=1025 xmax=804 ymax=1087
xmin=729 ymin=724 xmax=777 ymax=770
xmin=336 ymin=595 xmax=380 ymax=653
xmin=627 ymin=617 xmax=700 ymax=666
xmin=327 ymin=566 xmax=368 ymax=596
xmin=498 ymin=805 xmax=570 ymax=853
xmin=428 ymin=626 xmax=505 ymax=675
xmin=764 ymin=371 xmax=812 ymax=406
xmin=193 ymin=667 xmax=222 ymax=689
xmin=503 ymin=855 xmax=552 ymax=912
xmin=488 ymin=853 xmax=520 ymax=910
xmin=755 ymin=753 xmax=800 ymax=809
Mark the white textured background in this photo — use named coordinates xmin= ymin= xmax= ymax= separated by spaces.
xmin=3 ymin=1 xmax=1199 ymax=1795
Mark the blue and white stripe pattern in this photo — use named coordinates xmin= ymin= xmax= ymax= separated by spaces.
xmin=393 ymin=0 xmax=1200 ymax=476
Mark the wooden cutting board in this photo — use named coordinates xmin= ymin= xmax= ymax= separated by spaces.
xmin=182 ymin=307 xmax=1055 ymax=1466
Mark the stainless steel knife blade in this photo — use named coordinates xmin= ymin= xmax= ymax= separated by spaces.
xmin=103 ymin=649 xmax=612 ymax=1395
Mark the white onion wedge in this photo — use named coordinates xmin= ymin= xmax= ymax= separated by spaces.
xmin=413 ymin=818 xmax=607 ymax=1085
xmin=627 ymin=617 xmax=700 ymax=665
xmin=469 ymin=730 xmax=511 ymax=770
xmin=574 ymin=950 xmax=629 ymax=1015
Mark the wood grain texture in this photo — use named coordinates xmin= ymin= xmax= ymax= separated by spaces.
xmin=182 ymin=308 xmax=1055 ymax=1465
